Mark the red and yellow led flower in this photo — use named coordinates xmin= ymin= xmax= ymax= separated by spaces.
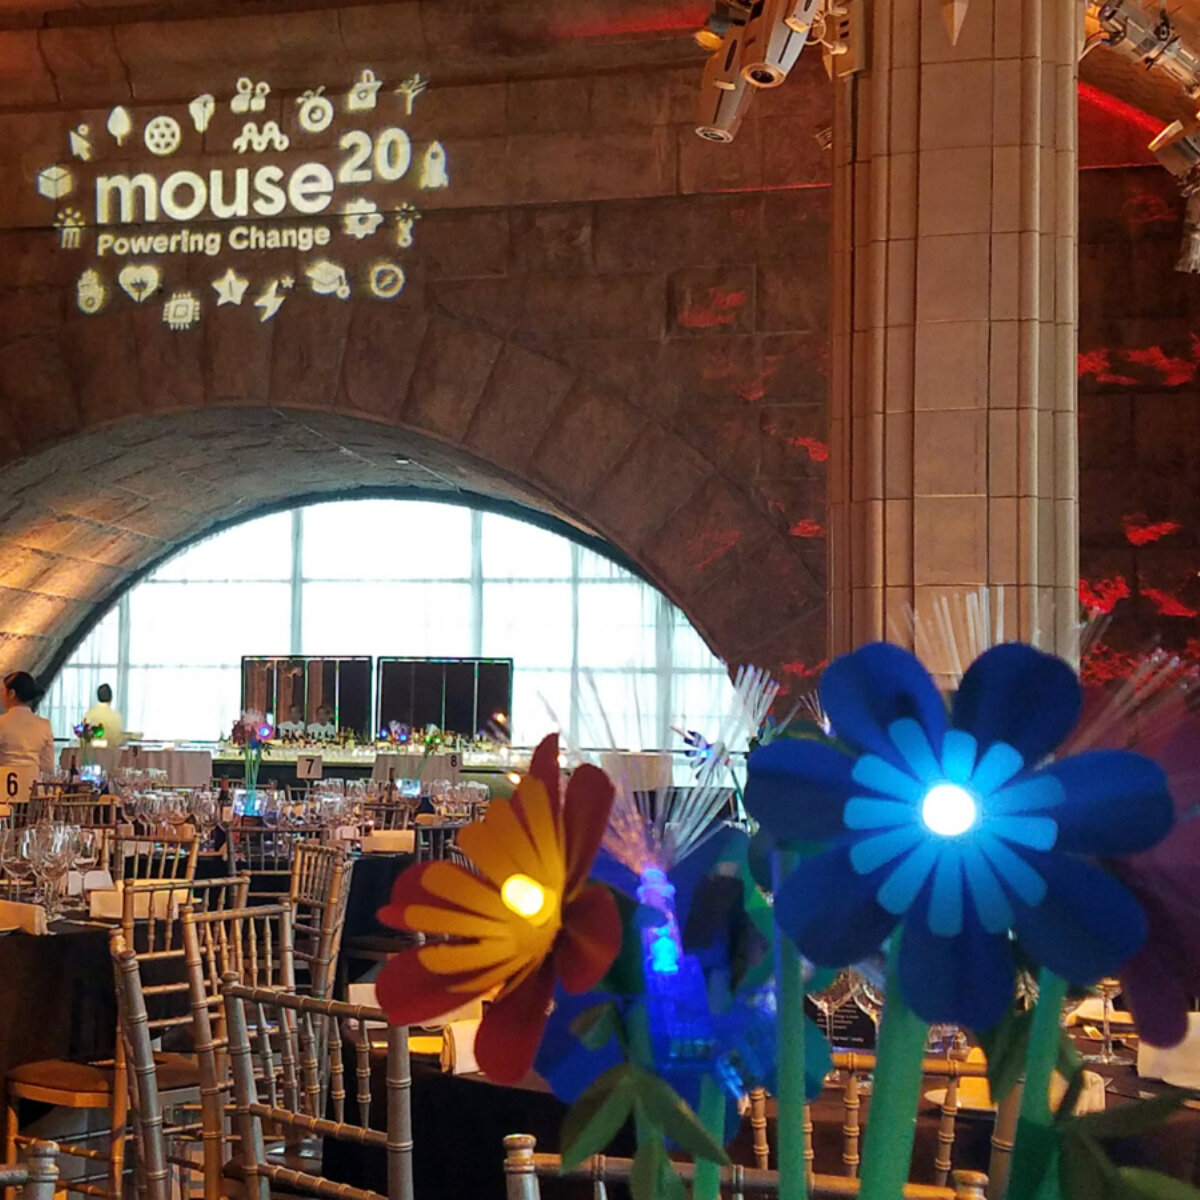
xmin=376 ymin=735 xmax=622 ymax=1084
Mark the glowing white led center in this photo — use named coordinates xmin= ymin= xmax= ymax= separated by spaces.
xmin=920 ymin=783 xmax=978 ymax=837
xmin=500 ymin=873 xmax=553 ymax=922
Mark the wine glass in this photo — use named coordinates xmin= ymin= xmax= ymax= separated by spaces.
xmin=42 ymin=825 xmax=78 ymax=920
xmin=1082 ymin=978 xmax=1132 ymax=1065
xmin=0 ymin=828 xmax=34 ymax=899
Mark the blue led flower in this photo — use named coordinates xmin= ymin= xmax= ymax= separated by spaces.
xmin=747 ymin=642 xmax=1175 ymax=1030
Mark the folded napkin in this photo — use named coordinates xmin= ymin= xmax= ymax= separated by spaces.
xmin=1051 ymin=1069 xmax=1107 ymax=1115
xmin=67 ymin=869 xmax=115 ymax=897
xmin=1073 ymin=997 xmax=1135 ymax=1025
xmin=0 ymin=899 xmax=47 ymax=935
xmin=1139 ymin=1014 xmax=1200 ymax=1088
xmin=362 ymin=830 xmax=415 ymax=853
xmin=89 ymin=883 xmax=190 ymax=921
xmin=440 ymin=1020 xmax=480 ymax=1075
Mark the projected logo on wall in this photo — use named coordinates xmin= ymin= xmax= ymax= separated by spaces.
xmin=39 ymin=70 xmax=445 ymax=327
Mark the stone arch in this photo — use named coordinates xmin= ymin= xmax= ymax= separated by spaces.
xmin=0 ymin=2 xmax=832 ymax=690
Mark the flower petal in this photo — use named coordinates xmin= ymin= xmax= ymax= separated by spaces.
xmin=876 ymin=840 xmax=940 ymax=915
xmin=952 ymin=643 xmax=1081 ymax=766
xmin=475 ymin=957 xmax=558 ymax=1085
xmin=986 ymin=815 xmax=1058 ymax=851
xmin=1013 ymin=851 xmax=1148 ymax=985
xmin=819 ymin=642 xmax=948 ymax=768
xmin=1038 ymin=751 xmax=1174 ymax=856
xmin=976 ymin=832 xmax=1046 ymax=906
xmin=377 ymin=861 xmax=452 ymax=932
xmin=888 ymin=718 xmax=942 ymax=784
xmin=927 ymin=846 xmax=964 ymax=937
xmin=899 ymin=888 xmax=1015 ymax=1030
xmin=535 ymin=985 xmax=624 ymax=1104
xmin=529 ymin=734 xmax=562 ymax=804
xmin=940 ymin=729 xmax=978 ymax=786
xmin=457 ymin=795 xmax=551 ymax=889
xmin=849 ymin=824 xmax=925 ymax=874
xmin=745 ymin=740 xmax=857 ymax=843
xmin=774 ymin=846 xmax=898 ymax=966
xmin=563 ymin=764 xmax=616 ymax=897
xmin=852 ymin=755 xmax=924 ymax=804
xmin=510 ymin=778 xmax=567 ymax=886
xmin=375 ymin=949 xmax=486 ymax=1027
xmin=969 ymin=742 xmax=1025 ymax=796
xmin=960 ymin=843 xmax=1015 ymax=934
xmin=986 ymin=774 xmax=1064 ymax=816
xmin=1122 ymin=938 xmax=1192 ymax=1049
xmin=557 ymin=883 xmax=623 ymax=993
xmin=845 ymin=798 xmax=918 ymax=831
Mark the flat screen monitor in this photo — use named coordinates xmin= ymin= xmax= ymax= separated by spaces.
xmin=376 ymin=657 xmax=513 ymax=739
xmin=240 ymin=656 xmax=373 ymax=738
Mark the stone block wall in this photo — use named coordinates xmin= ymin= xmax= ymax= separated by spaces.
xmin=0 ymin=3 xmax=833 ymax=688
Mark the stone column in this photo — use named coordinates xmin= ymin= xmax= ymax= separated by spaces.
xmin=827 ymin=0 xmax=1081 ymax=671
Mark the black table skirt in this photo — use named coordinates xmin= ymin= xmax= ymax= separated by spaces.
xmin=0 ymin=925 xmax=115 ymax=1078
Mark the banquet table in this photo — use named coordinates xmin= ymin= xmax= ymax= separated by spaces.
xmin=324 ymin=1053 xmax=1200 ymax=1200
xmin=370 ymin=753 xmax=460 ymax=784
xmin=58 ymin=745 xmax=213 ymax=786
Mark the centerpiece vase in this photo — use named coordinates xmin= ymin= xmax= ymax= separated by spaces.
xmin=244 ymin=747 xmax=261 ymax=804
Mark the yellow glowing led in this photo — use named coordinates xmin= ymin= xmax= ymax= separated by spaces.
xmin=694 ymin=28 xmax=724 ymax=50
xmin=506 ymin=772 xmax=522 ymax=785
xmin=501 ymin=873 xmax=552 ymax=922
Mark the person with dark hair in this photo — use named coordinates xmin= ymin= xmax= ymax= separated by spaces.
xmin=0 ymin=672 xmax=53 ymax=774
xmin=84 ymin=683 xmax=124 ymax=747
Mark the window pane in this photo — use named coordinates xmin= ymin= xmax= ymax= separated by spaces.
xmin=303 ymin=500 xmax=472 ymax=580
xmin=577 ymin=584 xmax=656 ymax=668
xmin=128 ymin=582 xmax=290 ymax=665
xmin=125 ymin=666 xmax=241 ymax=741
xmin=481 ymin=513 xmax=572 ymax=579
xmin=301 ymin=582 xmax=472 ymax=657
xmin=509 ymin=670 xmax=572 ymax=746
xmin=481 ymin=583 xmax=573 ymax=666
xmin=154 ymin=512 xmax=291 ymax=581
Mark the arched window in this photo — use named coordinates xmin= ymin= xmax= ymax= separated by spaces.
xmin=45 ymin=498 xmax=738 ymax=750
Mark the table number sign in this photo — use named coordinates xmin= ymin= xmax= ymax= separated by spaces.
xmin=296 ymin=754 xmax=323 ymax=780
xmin=1 ymin=765 xmax=34 ymax=805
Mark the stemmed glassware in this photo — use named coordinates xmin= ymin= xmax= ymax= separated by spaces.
xmin=28 ymin=824 xmax=79 ymax=920
xmin=0 ymin=828 xmax=35 ymax=900
xmin=1082 ymin=978 xmax=1132 ymax=1065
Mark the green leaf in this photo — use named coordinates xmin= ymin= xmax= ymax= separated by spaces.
xmin=599 ymin=888 xmax=645 ymax=996
xmin=657 ymin=1154 xmax=687 ymax=1200
xmin=1059 ymin=1131 xmax=1120 ymax=1200
xmin=978 ymin=1005 xmax=1033 ymax=1103
xmin=1116 ymin=1167 xmax=1200 ymax=1200
xmin=1068 ymin=1090 xmax=1195 ymax=1140
xmin=630 ymin=1137 xmax=662 ymax=1200
xmin=631 ymin=1070 xmax=731 ymax=1166
xmin=570 ymin=1002 xmax=620 ymax=1052
xmin=559 ymin=1064 xmax=634 ymax=1171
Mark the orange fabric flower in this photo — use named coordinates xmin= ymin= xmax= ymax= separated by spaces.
xmin=376 ymin=735 xmax=622 ymax=1084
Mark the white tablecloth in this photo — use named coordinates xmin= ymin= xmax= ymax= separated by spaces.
xmin=371 ymin=752 xmax=460 ymax=784
xmin=60 ymin=746 xmax=213 ymax=787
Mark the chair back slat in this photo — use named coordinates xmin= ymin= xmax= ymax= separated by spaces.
xmin=114 ymin=831 xmax=199 ymax=884
xmin=222 ymin=981 xmax=413 ymax=1200
xmin=290 ymin=844 xmax=352 ymax=999
xmin=111 ymin=933 xmax=171 ymax=1200
xmin=181 ymin=903 xmax=295 ymax=1200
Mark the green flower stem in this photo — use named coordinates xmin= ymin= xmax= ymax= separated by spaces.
xmin=626 ymin=999 xmax=656 ymax=1144
xmin=772 ymin=849 xmax=808 ymax=1200
xmin=1007 ymin=969 xmax=1068 ymax=1200
xmin=859 ymin=932 xmax=928 ymax=1200
xmin=694 ymin=1073 xmax=724 ymax=1200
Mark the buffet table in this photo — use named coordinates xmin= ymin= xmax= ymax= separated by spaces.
xmin=59 ymin=745 xmax=213 ymax=786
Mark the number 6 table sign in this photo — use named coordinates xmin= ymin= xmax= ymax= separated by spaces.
xmin=1 ymin=765 xmax=34 ymax=805
xmin=296 ymin=755 xmax=323 ymax=781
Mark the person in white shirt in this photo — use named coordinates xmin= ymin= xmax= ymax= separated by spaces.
xmin=83 ymin=683 xmax=125 ymax=747
xmin=0 ymin=672 xmax=54 ymax=775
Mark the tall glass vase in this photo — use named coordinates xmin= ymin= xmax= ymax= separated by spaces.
xmin=244 ymin=748 xmax=260 ymax=806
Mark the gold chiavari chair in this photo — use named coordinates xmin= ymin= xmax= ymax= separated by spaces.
xmin=180 ymin=903 xmax=295 ymax=1200
xmin=112 ymin=831 xmax=198 ymax=885
xmin=289 ymin=843 xmax=352 ymax=1000
xmin=222 ymin=979 xmax=413 ymax=1200
xmin=362 ymin=801 xmax=416 ymax=832
xmin=3 ymin=876 xmax=249 ymax=1200
xmin=0 ymin=1143 xmax=60 ymax=1200
xmin=501 ymin=1136 xmax=988 ymax=1200
xmin=224 ymin=823 xmax=323 ymax=904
